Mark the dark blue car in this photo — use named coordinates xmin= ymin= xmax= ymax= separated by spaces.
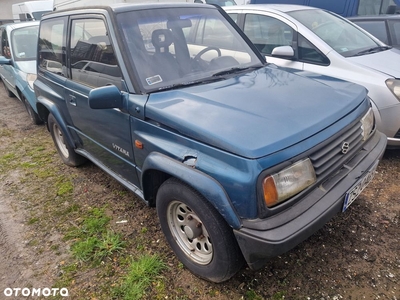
xmin=34 ymin=3 xmax=386 ymax=282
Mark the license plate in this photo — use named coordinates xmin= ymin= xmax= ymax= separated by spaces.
xmin=342 ymin=160 xmax=379 ymax=212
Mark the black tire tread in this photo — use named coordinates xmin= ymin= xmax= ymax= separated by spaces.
xmin=156 ymin=177 xmax=244 ymax=283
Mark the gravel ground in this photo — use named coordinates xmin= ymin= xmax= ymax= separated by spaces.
xmin=0 ymin=82 xmax=399 ymax=300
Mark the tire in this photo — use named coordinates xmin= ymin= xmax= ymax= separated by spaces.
xmin=156 ymin=178 xmax=244 ymax=283
xmin=48 ymin=114 xmax=86 ymax=167
xmin=3 ymin=80 xmax=14 ymax=98
xmin=23 ymin=96 xmax=43 ymax=125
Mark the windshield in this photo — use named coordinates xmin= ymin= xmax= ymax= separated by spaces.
xmin=11 ymin=25 xmax=39 ymax=61
xmin=288 ymin=9 xmax=383 ymax=57
xmin=117 ymin=6 xmax=262 ymax=92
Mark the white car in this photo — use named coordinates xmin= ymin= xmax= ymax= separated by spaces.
xmin=225 ymin=4 xmax=400 ymax=148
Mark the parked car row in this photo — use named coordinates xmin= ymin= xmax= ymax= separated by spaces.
xmin=225 ymin=4 xmax=400 ymax=148
xmin=0 ymin=3 xmax=393 ymax=283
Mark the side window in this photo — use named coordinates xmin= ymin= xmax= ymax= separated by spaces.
xmin=354 ymin=21 xmax=388 ymax=44
xmin=388 ymin=20 xmax=400 ymax=47
xmin=69 ymin=18 xmax=121 ymax=89
xmin=1 ymin=29 xmax=11 ymax=59
xmin=243 ymin=14 xmax=293 ymax=55
xmin=193 ymin=16 xmax=235 ymax=50
xmin=38 ymin=17 xmax=67 ymax=76
xmin=298 ymin=34 xmax=329 ymax=65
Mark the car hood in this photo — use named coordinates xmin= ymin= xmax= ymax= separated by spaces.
xmin=14 ymin=60 xmax=36 ymax=75
xmin=145 ymin=66 xmax=367 ymax=159
xmin=347 ymin=48 xmax=400 ymax=77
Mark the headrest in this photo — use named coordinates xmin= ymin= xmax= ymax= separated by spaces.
xmin=151 ymin=29 xmax=173 ymax=50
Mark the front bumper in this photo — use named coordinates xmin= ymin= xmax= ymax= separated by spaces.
xmin=234 ymin=131 xmax=387 ymax=270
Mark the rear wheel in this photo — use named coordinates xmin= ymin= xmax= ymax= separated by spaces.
xmin=156 ymin=178 xmax=244 ymax=283
xmin=48 ymin=114 xmax=86 ymax=167
xmin=23 ymin=96 xmax=42 ymax=125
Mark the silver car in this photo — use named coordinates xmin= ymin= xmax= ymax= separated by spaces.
xmin=225 ymin=4 xmax=400 ymax=148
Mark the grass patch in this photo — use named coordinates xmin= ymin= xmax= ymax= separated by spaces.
xmin=68 ymin=207 xmax=125 ymax=263
xmin=112 ymin=255 xmax=166 ymax=300
xmin=28 ymin=217 xmax=40 ymax=225
xmin=72 ymin=231 xmax=125 ymax=262
xmin=1 ymin=126 xmax=170 ymax=300
xmin=56 ymin=178 xmax=74 ymax=196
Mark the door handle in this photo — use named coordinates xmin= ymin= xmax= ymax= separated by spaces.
xmin=68 ymin=94 xmax=77 ymax=106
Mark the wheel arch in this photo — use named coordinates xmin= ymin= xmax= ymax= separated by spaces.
xmin=141 ymin=152 xmax=241 ymax=229
xmin=36 ymin=96 xmax=76 ymax=149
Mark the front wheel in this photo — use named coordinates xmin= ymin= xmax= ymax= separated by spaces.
xmin=23 ymin=96 xmax=42 ymax=125
xmin=3 ymin=80 xmax=14 ymax=98
xmin=48 ymin=114 xmax=86 ymax=167
xmin=156 ymin=178 xmax=244 ymax=283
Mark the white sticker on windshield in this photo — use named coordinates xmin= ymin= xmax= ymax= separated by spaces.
xmin=146 ymin=75 xmax=162 ymax=85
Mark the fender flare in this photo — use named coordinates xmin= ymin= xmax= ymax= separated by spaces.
xmin=16 ymin=83 xmax=37 ymax=113
xmin=142 ymin=152 xmax=241 ymax=229
xmin=37 ymin=96 xmax=76 ymax=149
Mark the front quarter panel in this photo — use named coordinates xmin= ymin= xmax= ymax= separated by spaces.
xmin=131 ymin=116 xmax=262 ymax=222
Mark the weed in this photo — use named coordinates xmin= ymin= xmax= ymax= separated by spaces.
xmin=56 ymin=178 xmax=74 ymax=196
xmin=245 ymin=289 xmax=263 ymax=300
xmin=28 ymin=217 xmax=39 ymax=225
xmin=112 ymin=254 xmax=166 ymax=300
xmin=72 ymin=236 xmax=100 ymax=261
xmin=95 ymin=231 xmax=126 ymax=260
xmin=270 ymin=291 xmax=286 ymax=300
xmin=68 ymin=207 xmax=125 ymax=263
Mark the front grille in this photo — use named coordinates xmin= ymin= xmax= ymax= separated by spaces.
xmin=309 ymin=119 xmax=365 ymax=178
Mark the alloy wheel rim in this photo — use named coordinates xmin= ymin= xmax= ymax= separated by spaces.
xmin=167 ymin=200 xmax=213 ymax=265
xmin=53 ymin=124 xmax=69 ymax=158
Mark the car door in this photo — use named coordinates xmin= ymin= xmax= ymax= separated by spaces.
xmin=0 ymin=27 xmax=17 ymax=96
xmin=65 ymin=15 xmax=139 ymax=186
xmin=228 ymin=10 xmax=332 ymax=72
xmin=228 ymin=10 xmax=305 ymax=70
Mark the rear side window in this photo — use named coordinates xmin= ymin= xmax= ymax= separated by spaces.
xmin=69 ymin=18 xmax=121 ymax=89
xmin=38 ymin=17 xmax=67 ymax=76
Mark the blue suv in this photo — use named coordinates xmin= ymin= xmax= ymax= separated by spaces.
xmin=0 ymin=21 xmax=41 ymax=125
xmin=34 ymin=3 xmax=386 ymax=282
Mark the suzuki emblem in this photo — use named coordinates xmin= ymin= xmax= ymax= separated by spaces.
xmin=341 ymin=142 xmax=350 ymax=154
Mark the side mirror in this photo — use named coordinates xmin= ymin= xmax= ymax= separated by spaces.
xmin=89 ymin=85 xmax=123 ymax=109
xmin=271 ymin=46 xmax=294 ymax=58
xmin=0 ymin=56 xmax=12 ymax=65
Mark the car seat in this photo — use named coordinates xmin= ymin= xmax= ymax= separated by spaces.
xmin=151 ymin=29 xmax=180 ymax=81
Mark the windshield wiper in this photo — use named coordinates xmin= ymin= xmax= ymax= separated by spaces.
xmin=212 ymin=66 xmax=262 ymax=77
xmin=353 ymin=46 xmax=391 ymax=56
xmin=155 ymin=77 xmax=224 ymax=92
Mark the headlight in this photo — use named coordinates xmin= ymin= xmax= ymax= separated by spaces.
xmin=26 ymin=73 xmax=37 ymax=90
xmin=361 ymin=108 xmax=374 ymax=141
xmin=386 ymin=79 xmax=400 ymax=101
xmin=262 ymin=158 xmax=316 ymax=207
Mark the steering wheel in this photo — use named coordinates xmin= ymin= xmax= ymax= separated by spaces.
xmin=193 ymin=46 xmax=222 ymax=62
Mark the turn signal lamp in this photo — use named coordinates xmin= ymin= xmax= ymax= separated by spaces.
xmin=262 ymin=158 xmax=316 ymax=207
